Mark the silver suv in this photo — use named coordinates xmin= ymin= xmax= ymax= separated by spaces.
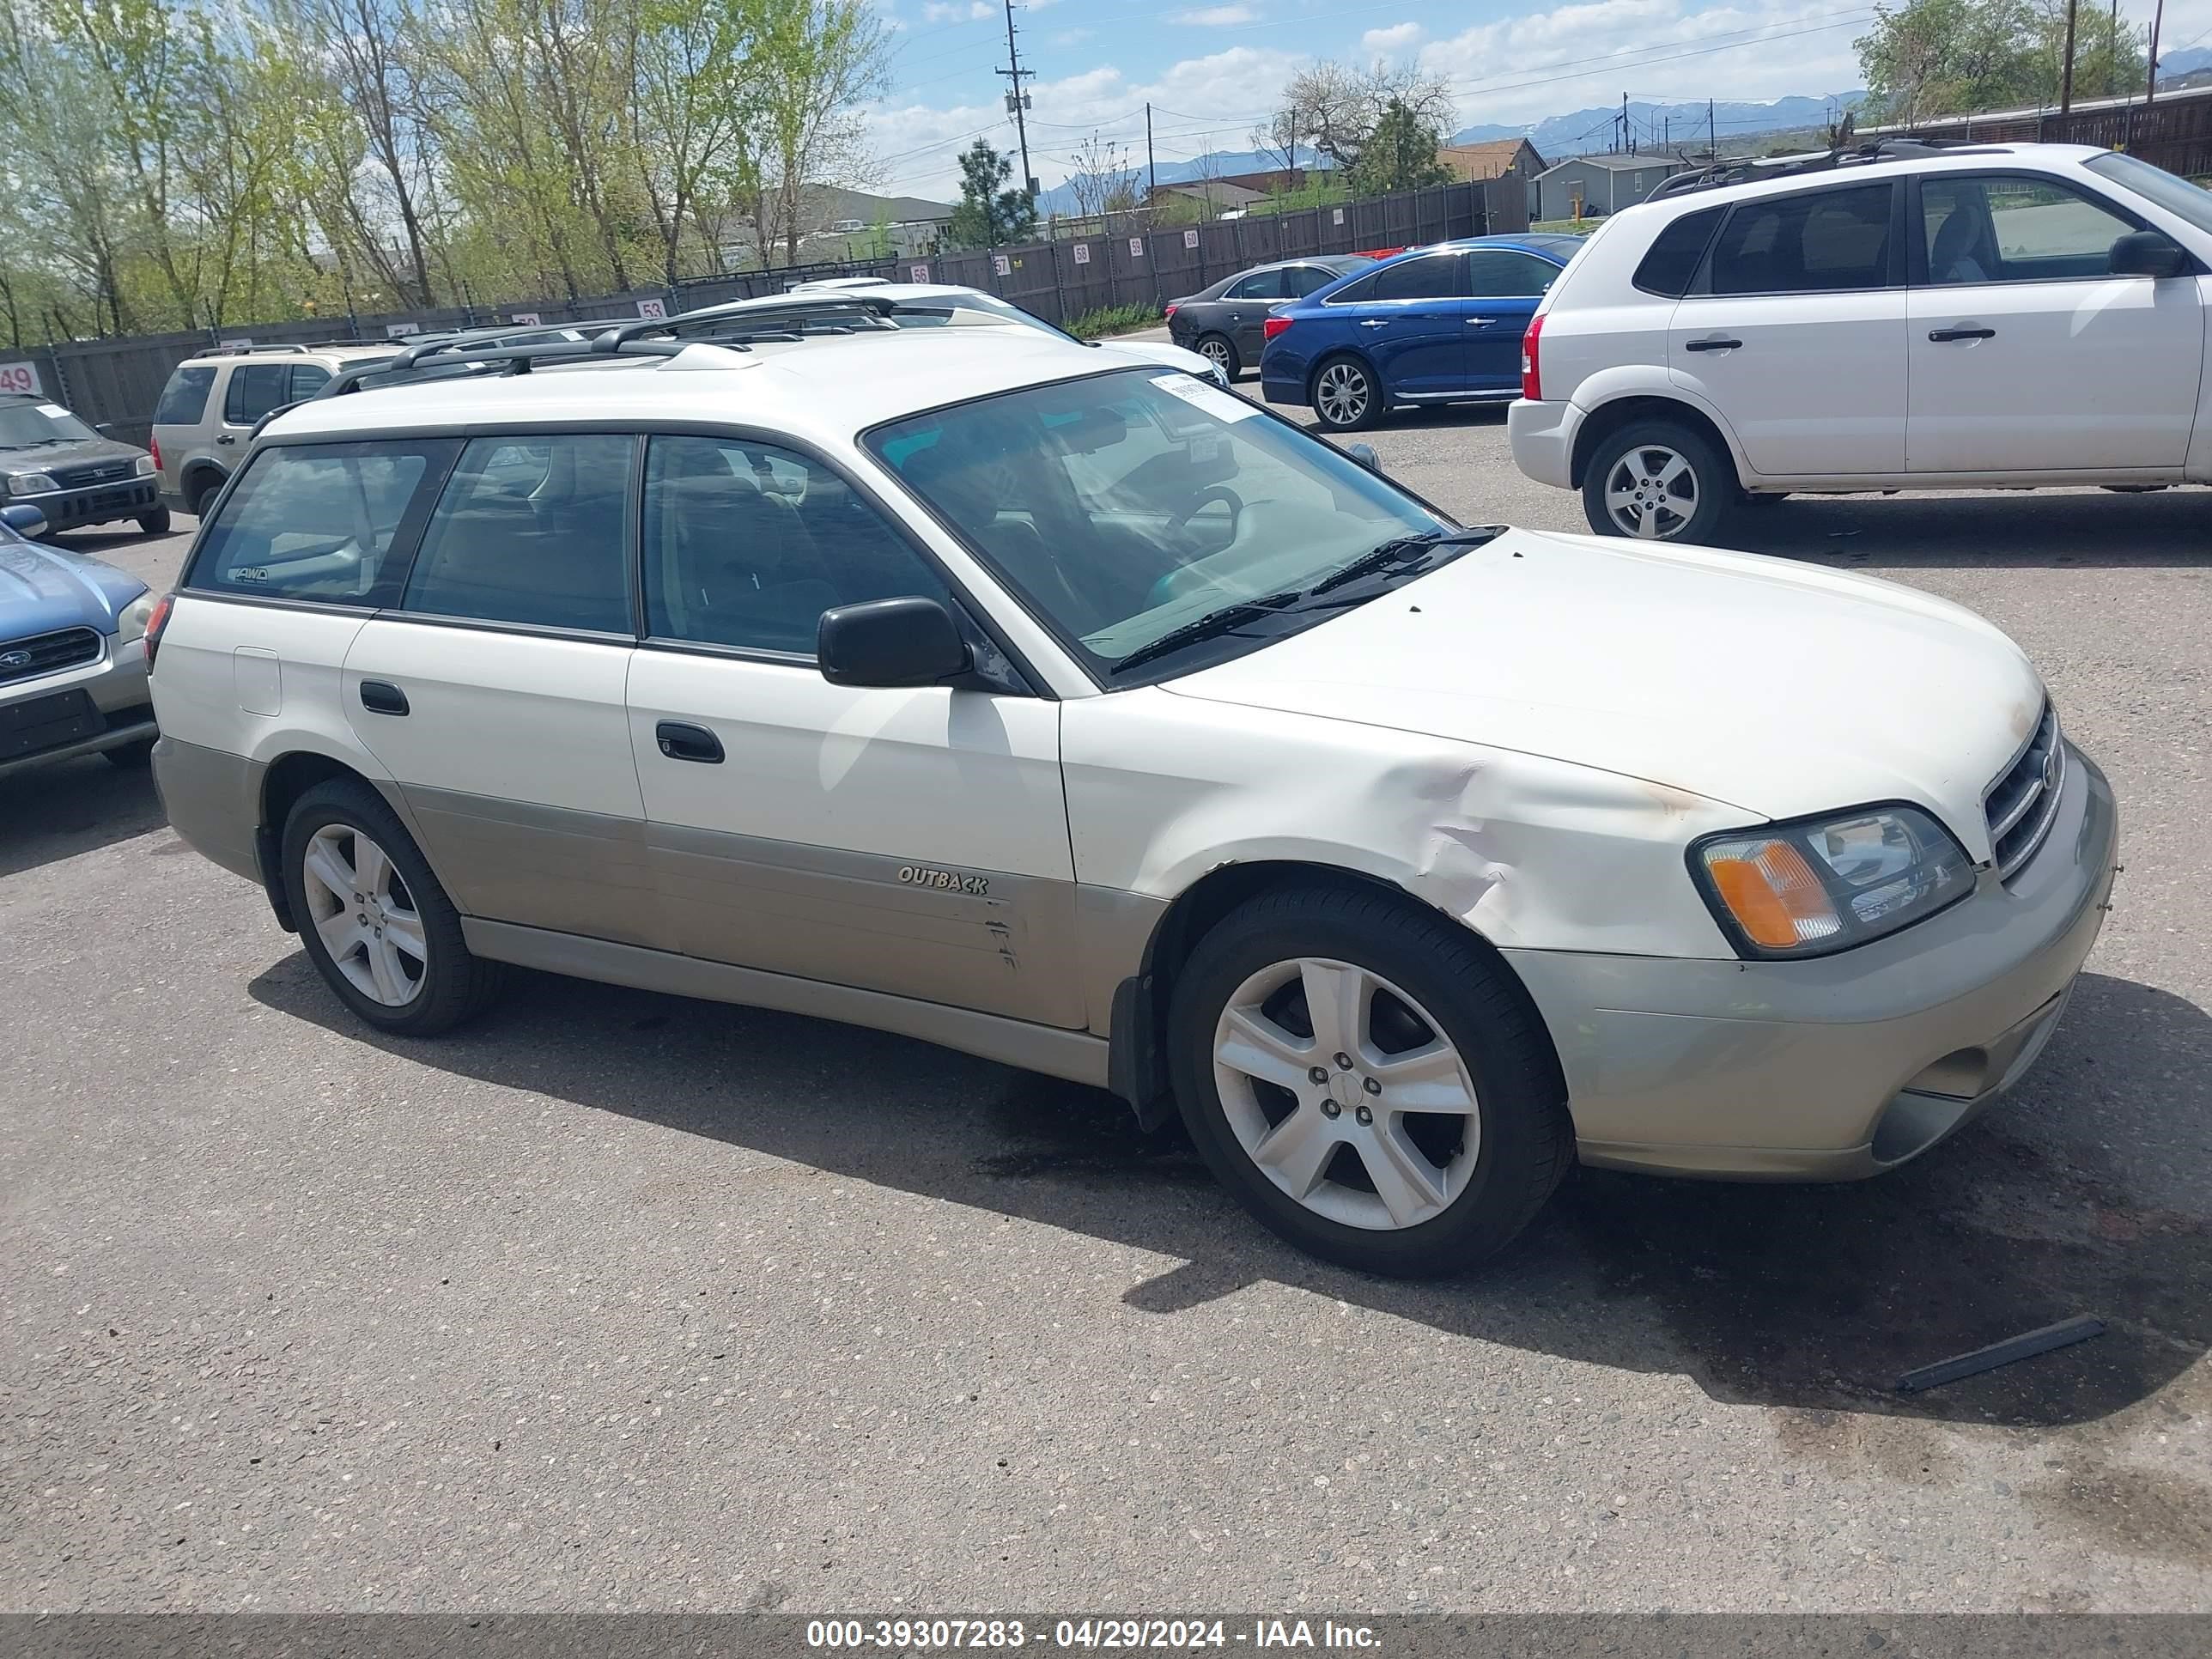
xmin=152 ymin=343 xmax=395 ymax=520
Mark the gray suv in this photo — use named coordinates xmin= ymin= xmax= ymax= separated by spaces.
xmin=0 ymin=392 xmax=166 ymax=537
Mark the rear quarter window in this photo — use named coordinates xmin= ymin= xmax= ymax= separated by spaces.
xmin=185 ymin=440 xmax=457 ymax=604
xmin=154 ymin=365 xmax=216 ymax=426
xmin=1632 ymin=206 xmax=1726 ymax=296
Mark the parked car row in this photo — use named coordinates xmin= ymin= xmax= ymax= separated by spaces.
xmin=132 ymin=285 xmax=2114 ymax=1279
xmin=0 ymin=500 xmax=157 ymax=779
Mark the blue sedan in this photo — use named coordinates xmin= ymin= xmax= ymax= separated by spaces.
xmin=0 ymin=501 xmax=158 ymax=777
xmin=1259 ymin=234 xmax=1583 ymax=431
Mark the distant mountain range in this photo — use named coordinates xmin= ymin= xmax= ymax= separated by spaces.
xmin=1449 ymin=93 xmax=1865 ymax=159
xmin=2158 ymin=46 xmax=2212 ymax=82
xmin=1030 ymin=147 xmax=1328 ymax=219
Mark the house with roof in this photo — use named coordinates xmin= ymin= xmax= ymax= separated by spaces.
xmin=1532 ymin=153 xmax=1686 ymax=222
xmin=1437 ymin=137 xmax=1549 ymax=224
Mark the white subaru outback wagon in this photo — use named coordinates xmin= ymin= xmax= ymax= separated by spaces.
xmin=1510 ymin=141 xmax=2212 ymax=542
xmin=149 ymin=301 xmax=2118 ymax=1276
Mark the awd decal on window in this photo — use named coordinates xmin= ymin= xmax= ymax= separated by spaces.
xmin=899 ymin=864 xmax=991 ymax=896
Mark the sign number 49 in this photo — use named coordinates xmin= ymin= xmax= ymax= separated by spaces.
xmin=0 ymin=362 xmax=40 ymax=396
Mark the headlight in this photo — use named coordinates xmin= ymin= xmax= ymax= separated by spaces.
xmin=7 ymin=471 xmax=58 ymax=496
xmin=118 ymin=591 xmax=157 ymax=642
xmin=1690 ymin=804 xmax=1974 ymax=959
xmin=133 ymin=454 xmax=156 ymax=477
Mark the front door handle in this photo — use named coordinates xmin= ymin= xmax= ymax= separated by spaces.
xmin=655 ymin=720 xmax=724 ymax=763
xmin=216 ymin=434 xmax=237 ymax=446
xmin=1684 ymin=337 xmax=1743 ymax=352
xmin=358 ymin=679 xmax=409 ymax=716
xmin=1463 ymin=316 xmax=1498 ymax=327
xmin=1928 ymin=325 xmax=1996 ymax=342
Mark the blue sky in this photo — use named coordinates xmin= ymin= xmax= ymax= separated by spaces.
xmin=866 ymin=0 xmax=1881 ymax=199
xmin=866 ymin=0 xmax=2212 ymax=201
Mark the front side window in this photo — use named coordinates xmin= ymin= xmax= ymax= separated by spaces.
xmin=222 ymin=362 xmax=293 ymax=426
xmin=1230 ymin=270 xmax=1286 ymax=301
xmin=643 ymin=434 xmax=953 ymax=658
xmin=1923 ymin=173 xmax=2142 ymax=285
xmin=186 ymin=441 xmax=453 ymax=602
xmin=154 ymin=366 xmax=216 ymax=427
xmin=1711 ymin=183 xmax=1893 ymax=295
xmin=869 ymin=368 xmax=1447 ymax=678
xmin=1463 ymin=250 xmax=1560 ymax=298
xmin=1284 ymin=266 xmax=1334 ymax=296
xmin=402 ymin=434 xmax=634 ymax=632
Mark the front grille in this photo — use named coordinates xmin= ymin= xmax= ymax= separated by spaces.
xmin=52 ymin=459 xmax=134 ymax=488
xmin=0 ymin=626 xmax=101 ymax=686
xmin=1984 ymin=702 xmax=2065 ymax=882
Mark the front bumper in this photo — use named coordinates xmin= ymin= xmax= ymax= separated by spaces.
xmin=1504 ymin=749 xmax=2119 ymax=1180
xmin=1506 ymin=398 xmax=1577 ymax=489
xmin=12 ymin=477 xmax=159 ymax=532
xmin=0 ymin=633 xmax=155 ymax=777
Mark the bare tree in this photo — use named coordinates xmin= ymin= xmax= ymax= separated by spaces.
xmin=1066 ymin=132 xmax=1136 ymax=222
xmin=1281 ymin=58 xmax=1456 ymax=174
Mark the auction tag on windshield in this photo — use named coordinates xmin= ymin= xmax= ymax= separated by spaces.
xmin=37 ymin=403 xmax=69 ymax=417
xmin=1152 ymin=373 xmax=1258 ymax=422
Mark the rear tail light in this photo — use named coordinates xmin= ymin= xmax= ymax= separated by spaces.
xmin=1520 ymin=313 xmax=1544 ymax=401
xmin=1164 ymin=303 xmax=1178 ymax=319
xmin=149 ymin=436 xmax=162 ymax=471
xmin=1263 ymin=316 xmax=1294 ymax=342
xmin=143 ymin=592 xmax=174 ymax=672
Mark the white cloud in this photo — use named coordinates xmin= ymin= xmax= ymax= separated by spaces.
xmin=1360 ymin=22 xmax=1424 ymax=55
xmin=1171 ymin=5 xmax=1260 ymax=24
xmin=1051 ymin=27 xmax=1095 ymax=46
xmin=921 ymin=1 xmax=993 ymax=21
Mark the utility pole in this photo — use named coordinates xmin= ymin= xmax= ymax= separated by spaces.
xmin=1622 ymin=93 xmax=1633 ymax=155
xmin=2111 ymin=0 xmax=2120 ymax=96
xmin=2061 ymin=0 xmax=2079 ymax=111
xmin=998 ymin=0 xmax=1035 ymax=200
xmin=1146 ymin=103 xmax=1157 ymax=200
xmin=2148 ymin=0 xmax=2165 ymax=103
xmin=1707 ymin=99 xmax=1716 ymax=161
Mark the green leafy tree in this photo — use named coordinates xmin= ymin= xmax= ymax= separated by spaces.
xmin=945 ymin=138 xmax=1036 ymax=250
xmin=1346 ymin=98 xmax=1451 ymax=195
xmin=1857 ymin=0 xmax=2146 ymax=125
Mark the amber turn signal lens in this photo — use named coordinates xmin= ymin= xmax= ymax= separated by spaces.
xmin=1705 ymin=840 xmax=1841 ymax=950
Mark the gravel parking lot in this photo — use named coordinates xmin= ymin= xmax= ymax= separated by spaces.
xmin=5 ymin=393 xmax=2209 ymax=1615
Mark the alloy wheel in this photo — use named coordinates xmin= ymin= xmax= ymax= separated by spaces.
xmin=1602 ymin=444 xmax=1698 ymax=539
xmin=1316 ymin=362 xmax=1370 ymax=428
xmin=1212 ymin=957 xmax=1482 ymax=1231
xmin=300 ymin=823 xmax=428 ymax=1006
xmin=1199 ymin=337 xmax=1233 ymax=372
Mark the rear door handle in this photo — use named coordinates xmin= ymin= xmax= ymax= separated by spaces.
xmin=655 ymin=720 xmax=723 ymax=764
xmin=216 ymin=434 xmax=237 ymax=446
xmin=1684 ymin=337 xmax=1743 ymax=352
xmin=1928 ymin=325 xmax=1996 ymax=342
xmin=1358 ymin=319 xmax=1389 ymax=328
xmin=358 ymin=679 xmax=409 ymax=716
xmin=1463 ymin=316 xmax=1498 ymax=326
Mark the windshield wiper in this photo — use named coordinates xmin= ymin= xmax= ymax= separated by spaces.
xmin=1306 ymin=525 xmax=1501 ymax=596
xmin=1109 ymin=590 xmax=1306 ymax=675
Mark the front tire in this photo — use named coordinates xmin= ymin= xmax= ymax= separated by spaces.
xmin=1168 ymin=884 xmax=1572 ymax=1277
xmin=1310 ymin=355 xmax=1381 ymax=432
xmin=1581 ymin=418 xmax=1735 ymax=543
xmin=137 ymin=507 xmax=172 ymax=536
xmin=283 ymin=778 xmax=504 ymax=1036
xmin=1194 ymin=333 xmax=1240 ymax=380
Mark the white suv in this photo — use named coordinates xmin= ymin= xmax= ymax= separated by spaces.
xmin=149 ymin=301 xmax=2116 ymax=1275
xmin=1510 ymin=142 xmax=2212 ymax=540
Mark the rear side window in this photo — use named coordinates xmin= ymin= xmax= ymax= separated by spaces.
xmin=1464 ymin=250 xmax=1560 ymax=297
xmin=1633 ymin=206 xmax=1726 ymax=296
xmin=1364 ymin=252 xmax=1466 ymax=301
xmin=402 ymin=434 xmax=635 ymax=633
xmin=222 ymin=362 xmax=293 ymax=426
xmin=1229 ymin=270 xmax=1285 ymax=301
xmin=154 ymin=365 xmax=216 ymax=426
xmin=186 ymin=441 xmax=454 ymax=603
xmin=289 ymin=363 xmax=331 ymax=401
xmin=1710 ymin=183 xmax=1894 ymax=295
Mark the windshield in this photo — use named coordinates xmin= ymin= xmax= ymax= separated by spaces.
xmin=867 ymin=368 xmax=1448 ymax=677
xmin=2083 ymin=151 xmax=2212 ymax=236
xmin=0 ymin=401 xmax=98 ymax=448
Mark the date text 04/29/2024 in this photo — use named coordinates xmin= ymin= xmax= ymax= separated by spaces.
xmin=803 ymin=1619 xmax=1381 ymax=1650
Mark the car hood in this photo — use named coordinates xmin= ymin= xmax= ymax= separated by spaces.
xmin=0 ymin=434 xmax=147 ymax=477
xmin=1159 ymin=526 xmax=2043 ymax=856
xmin=0 ymin=535 xmax=146 ymax=638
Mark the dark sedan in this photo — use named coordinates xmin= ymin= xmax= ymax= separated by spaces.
xmin=1165 ymin=255 xmax=1375 ymax=380
xmin=0 ymin=392 xmax=167 ymax=536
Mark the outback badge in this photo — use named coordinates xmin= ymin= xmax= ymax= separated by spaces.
xmin=898 ymin=864 xmax=990 ymax=896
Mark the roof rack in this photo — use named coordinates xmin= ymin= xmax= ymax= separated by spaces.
xmin=190 ymin=342 xmax=319 ymax=358
xmin=1646 ymin=136 xmax=2012 ymax=202
xmin=608 ymin=294 xmax=905 ymax=349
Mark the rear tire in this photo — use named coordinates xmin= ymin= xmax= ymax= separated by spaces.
xmin=1167 ymin=883 xmax=1572 ymax=1277
xmin=137 ymin=507 xmax=172 ymax=536
xmin=1195 ymin=333 xmax=1240 ymax=380
xmin=185 ymin=476 xmax=222 ymax=520
xmin=1581 ymin=418 xmax=1735 ymax=544
xmin=1310 ymin=355 xmax=1382 ymax=432
xmin=283 ymin=777 xmax=504 ymax=1036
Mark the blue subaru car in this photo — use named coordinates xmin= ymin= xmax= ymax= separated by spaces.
xmin=1260 ymin=234 xmax=1583 ymax=431
xmin=0 ymin=501 xmax=158 ymax=778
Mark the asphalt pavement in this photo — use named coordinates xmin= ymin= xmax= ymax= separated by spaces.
xmin=4 ymin=388 xmax=2209 ymax=1614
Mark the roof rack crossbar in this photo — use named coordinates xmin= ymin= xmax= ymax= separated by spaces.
xmin=599 ymin=293 xmax=904 ymax=350
xmin=1645 ymin=136 xmax=2012 ymax=202
xmin=309 ymin=337 xmax=687 ymax=402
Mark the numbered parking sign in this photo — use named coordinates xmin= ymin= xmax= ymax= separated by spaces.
xmin=909 ymin=263 xmax=931 ymax=283
xmin=1128 ymin=237 xmax=1145 ymax=259
xmin=1073 ymin=244 xmax=1091 ymax=265
xmin=510 ymin=312 xmax=542 ymax=326
xmin=385 ymin=321 xmax=419 ymax=337
xmin=0 ymin=362 xmax=40 ymax=396
xmin=1183 ymin=228 xmax=1200 ymax=249
xmin=993 ymin=253 xmax=1011 ymax=276
xmin=635 ymin=298 xmax=667 ymax=319
xmin=1333 ymin=207 xmax=1345 ymax=226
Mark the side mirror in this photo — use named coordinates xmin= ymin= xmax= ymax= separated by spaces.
xmin=1 ymin=502 xmax=51 ymax=538
xmin=1346 ymin=442 xmax=1383 ymax=474
xmin=817 ymin=596 xmax=972 ymax=689
xmin=2111 ymin=230 xmax=2188 ymax=279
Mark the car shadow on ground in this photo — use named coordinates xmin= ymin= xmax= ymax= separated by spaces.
xmin=1725 ymin=488 xmax=2212 ymax=569
xmin=246 ymin=955 xmax=2210 ymax=1431
xmin=0 ymin=752 xmax=164 ymax=879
